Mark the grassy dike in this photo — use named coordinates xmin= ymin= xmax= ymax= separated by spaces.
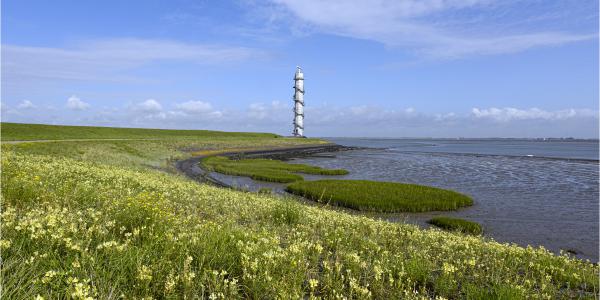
xmin=1 ymin=123 xmax=598 ymax=299
xmin=1 ymin=122 xmax=280 ymax=141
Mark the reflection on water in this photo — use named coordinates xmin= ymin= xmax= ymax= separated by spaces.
xmin=212 ymin=141 xmax=599 ymax=261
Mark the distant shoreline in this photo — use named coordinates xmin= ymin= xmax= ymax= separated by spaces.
xmin=321 ymin=136 xmax=600 ymax=142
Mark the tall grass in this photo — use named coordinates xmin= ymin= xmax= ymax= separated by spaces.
xmin=286 ymin=179 xmax=474 ymax=212
xmin=201 ymin=156 xmax=348 ymax=183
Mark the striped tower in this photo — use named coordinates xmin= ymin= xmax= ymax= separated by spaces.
xmin=293 ymin=66 xmax=304 ymax=137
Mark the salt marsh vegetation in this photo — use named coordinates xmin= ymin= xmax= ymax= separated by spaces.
xmin=286 ymin=179 xmax=473 ymax=212
xmin=201 ymin=156 xmax=348 ymax=183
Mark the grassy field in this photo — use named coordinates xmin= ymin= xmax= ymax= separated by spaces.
xmin=201 ymin=156 xmax=348 ymax=183
xmin=1 ymin=123 xmax=598 ymax=299
xmin=286 ymin=179 xmax=474 ymax=212
xmin=1 ymin=122 xmax=280 ymax=141
xmin=1 ymin=123 xmax=325 ymax=172
xmin=428 ymin=217 xmax=483 ymax=235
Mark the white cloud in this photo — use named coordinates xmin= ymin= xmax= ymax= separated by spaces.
xmin=424 ymin=33 xmax=594 ymax=58
xmin=229 ymin=103 xmax=598 ymax=137
xmin=260 ymin=0 xmax=596 ymax=58
xmin=175 ymin=100 xmax=213 ymax=114
xmin=471 ymin=107 xmax=597 ymax=122
xmin=212 ymin=111 xmax=224 ymax=118
xmin=66 ymin=95 xmax=90 ymax=110
xmin=17 ymin=100 xmax=37 ymax=109
xmin=434 ymin=112 xmax=457 ymax=121
xmin=124 ymin=99 xmax=227 ymax=126
xmin=248 ymin=101 xmax=288 ymax=120
xmin=2 ymin=100 xmax=597 ymax=138
xmin=2 ymin=38 xmax=264 ymax=82
xmin=134 ymin=99 xmax=163 ymax=113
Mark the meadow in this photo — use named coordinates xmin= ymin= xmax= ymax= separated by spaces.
xmin=286 ymin=180 xmax=474 ymax=212
xmin=1 ymin=123 xmax=598 ymax=299
xmin=1 ymin=122 xmax=280 ymax=141
xmin=201 ymin=156 xmax=348 ymax=183
xmin=428 ymin=217 xmax=483 ymax=235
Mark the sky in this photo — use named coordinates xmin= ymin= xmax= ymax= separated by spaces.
xmin=1 ymin=0 xmax=598 ymax=138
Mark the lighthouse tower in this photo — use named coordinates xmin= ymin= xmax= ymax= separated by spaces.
xmin=292 ymin=66 xmax=304 ymax=137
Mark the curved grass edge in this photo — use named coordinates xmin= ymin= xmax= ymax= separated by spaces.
xmin=286 ymin=179 xmax=473 ymax=212
xmin=428 ymin=217 xmax=483 ymax=235
xmin=200 ymin=156 xmax=348 ymax=183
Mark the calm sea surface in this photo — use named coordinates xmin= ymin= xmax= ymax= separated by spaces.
xmin=215 ymin=138 xmax=600 ymax=261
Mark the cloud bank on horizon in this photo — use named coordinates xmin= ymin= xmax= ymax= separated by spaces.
xmin=3 ymin=96 xmax=597 ymax=138
xmin=1 ymin=0 xmax=598 ymax=137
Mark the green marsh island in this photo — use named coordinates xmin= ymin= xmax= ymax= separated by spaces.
xmin=285 ymin=180 xmax=473 ymax=212
xmin=1 ymin=122 xmax=598 ymax=299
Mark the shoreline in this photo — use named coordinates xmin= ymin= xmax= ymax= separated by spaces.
xmin=176 ymin=143 xmax=598 ymax=262
xmin=175 ymin=143 xmax=357 ymax=188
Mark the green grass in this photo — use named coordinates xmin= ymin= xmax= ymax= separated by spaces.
xmin=1 ymin=122 xmax=280 ymax=141
xmin=428 ymin=217 xmax=483 ymax=235
xmin=1 ymin=124 xmax=598 ymax=298
xmin=286 ymin=179 xmax=474 ymax=212
xmin=201 ymin=156 xmax=348 ymax=183
xmin=2 ymin=124 xmax=327 ymax=172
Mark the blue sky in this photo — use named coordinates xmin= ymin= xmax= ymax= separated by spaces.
xmin=2 ymin=0 xmax=598 ymax=137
